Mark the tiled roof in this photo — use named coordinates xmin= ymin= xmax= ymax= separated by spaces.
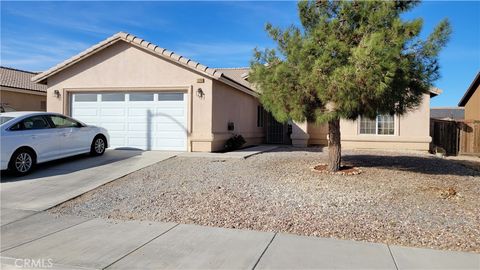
xmin=0 ymin=67 xmax=47 ymax=93
xmin=216 ymin=68 xmax=441 ymax=97
xmin=216 ymin=67 xmax=252 ymax=90
xmin=32 ymin=32 xmax=257 ymax=96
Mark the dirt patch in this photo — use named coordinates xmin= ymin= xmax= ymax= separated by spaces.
xmin=423 ymin=186 xmax=459 ymax=199
xmin=312 ymin=164 xmax=362 ymax=175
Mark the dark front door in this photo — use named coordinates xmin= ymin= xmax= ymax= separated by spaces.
xmin=266 ymin=113 xmax=291 ymax=144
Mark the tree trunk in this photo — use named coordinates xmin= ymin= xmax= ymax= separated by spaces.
xmin=328 ymin=119 xmax=341 ymax=172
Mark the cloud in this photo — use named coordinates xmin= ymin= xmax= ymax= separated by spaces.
xmin=0 ymin=1 xmax=173 ymax=71
xmin=4 ymin=6 xmax=115 ymax=36
xmin=2 ymin=2 xmax=168 ymax=37
xmin=0 ymin=56 xmax=59 ymax=72
xmin=0 ymin=1 xmax=283 ymax=70
xmin=172 ymin=42 xmax=260 ymax=68
xmin=175 ymin=42 xmax=255 ymax=57
xmin=1 ymin=35 xmax=91 ymax=71
xmin=219 ymin=1 xmax=299 ymax=28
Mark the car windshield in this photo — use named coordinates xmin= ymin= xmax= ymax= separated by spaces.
xmin=0 ymin=116 xmax=14 ymax=125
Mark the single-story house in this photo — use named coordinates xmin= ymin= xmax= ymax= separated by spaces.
xmin=1 ymin=67 xmax=47 ymax=112
xmin=458 ymin=72 xmax=480 ymax=121
xmin=32 ymin=32 xmax=438 ymax=152
xmin=32 ymin=32 xmax=262 ymax=152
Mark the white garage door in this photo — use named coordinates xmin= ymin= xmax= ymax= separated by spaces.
xmin=71 ymin=92 xmax=187 ymax=151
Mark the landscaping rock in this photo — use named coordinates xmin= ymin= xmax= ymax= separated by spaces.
xmin=50 ymin=147 xmax=480 ymax=253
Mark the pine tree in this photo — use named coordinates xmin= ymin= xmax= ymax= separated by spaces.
xmin=250 ymin=0 xmax=451 ymax=171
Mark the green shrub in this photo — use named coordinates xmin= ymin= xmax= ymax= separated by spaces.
xmin=435 ymin=146 xmax=446 ymax=154
xmin=225 ymin=134 xmax=246 ymax=151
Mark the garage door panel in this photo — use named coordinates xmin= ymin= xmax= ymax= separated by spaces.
xmin=108 ymin=132 xmax=128 ymax=138
xmin=155 ymin=123 xmax=186 ymax=132
xmin=127 ymin=138 xmax=150 ymax=149
xmin=158 ymin=93 xmax=184 ymax=101
xmin=73 ymin=116 xmax=99 ymax=123
xmin=127 ymin=124 xmax=153 ymax=132
xmin=74 ymin=93 xmax=98 ymax=101
xmin=127 ymin=108 xmax=152 ymax=116
xmin=154 ymin=134 xmax=185 ymax=141
xmin=109 ymin=137 xmax=126 ymax=147
xmin=100 ymin=114 xmax=126 ymax=121
xmin=155 ymin=103 xmax=185 ymax=109
xmin=100 ymin=108 xmax=125 ymax=116
xmin=155 ymin=108 xmax=185 ymax=117
xmin=126 ymin=131 xmax=149 ymax=137
xmin=126 ymin=115 xmax=151 ymax=123
xmin=156 ymin=138 xmax=186 ymax=148
xmin=72 ymin=108 xmax=98 ymax=116
xmin=101 ymin=123 xmax=126 ymax=131
xmin=72 ymin=115 xmax=99 ymax=123
xmin=155 ymin=116 xmax=186 ymax=124
xmin=72 ymin=92 xmax=187 ymax=151
xmin=155 ymin=129 xmax=187 ymax=136
xmin=128 ymin=103 xmax=151 ymax=107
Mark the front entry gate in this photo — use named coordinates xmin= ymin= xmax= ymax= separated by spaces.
xmin=266 ymin=113 xmax=291 ymax=144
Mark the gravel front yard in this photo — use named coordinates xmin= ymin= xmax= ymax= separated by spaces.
xmin=50 ymin=148 xmax=480 ymax=253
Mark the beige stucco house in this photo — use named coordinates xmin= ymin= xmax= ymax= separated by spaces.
xmin=291 ymin=89 xmax=439 ymax=151
xmin=458 ymin=72 xmax=480 ymax=121
xmin=32 ymin=32 xmax=263 ymax=152
xmin=1 ymin=67 xmax=47 ymax=112
xmin=33 ymin=32 xmax=437 ymax=152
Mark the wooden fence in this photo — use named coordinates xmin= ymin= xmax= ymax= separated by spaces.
xmin=430 ymin=119 xmax=480 ymax=156
xmin=430 ymin=119 xmax=459 ymax=155
xmin=458 ymin=121 xmax=480 ymax=156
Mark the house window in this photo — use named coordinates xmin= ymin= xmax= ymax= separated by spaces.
xmin=377 ymin=114 xmax=395 ymax=135
xmin=129 ymin=93 xmax=154 ymax=101
xmin=74 ymin=93 xmax=97 ymax=102
xmin=257 ymin=106 xmax=265 ymax=127
xmin=158 ymin=93 xmax=183 ymax=101
xmin=360 ymin=114 xmax=395 ymax=135
xmin=102 ymin=93 xmax=125 ymax=102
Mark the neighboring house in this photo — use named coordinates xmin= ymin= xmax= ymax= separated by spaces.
xmin=33 ymin=32 xmax=438 ymax=152
xmin=430 ymin=107 xmax=464 ymax=121
xmin=0 ymin=67 xmax=47 ymax=112
xmin=458 ymin=72 xmax=480 ymax=121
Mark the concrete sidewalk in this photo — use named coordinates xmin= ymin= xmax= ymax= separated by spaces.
xmin=1 ymin=209 xmax=478 ymax=270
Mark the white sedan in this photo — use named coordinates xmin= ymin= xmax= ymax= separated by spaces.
xmin=1 ymin=112 xmax=109 ymax=175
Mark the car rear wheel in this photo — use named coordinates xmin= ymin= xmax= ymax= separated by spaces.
xmin=90 ymin=136 xmax=106 ymax=156
xmin=9 ymin=149 xmax=36 ymax=175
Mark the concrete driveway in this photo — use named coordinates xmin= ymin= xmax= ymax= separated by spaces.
xmin=1 ymin=150 xmax=176 ymax=212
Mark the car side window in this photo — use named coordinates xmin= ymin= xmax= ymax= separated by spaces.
xmin=48 ymin=115 xmax=82 ymax=128
xmin=10 ymin=116 xmax=50 ymax=131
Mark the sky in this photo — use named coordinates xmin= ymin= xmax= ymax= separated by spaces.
xmin=1 ymin=1 xmax=479 ymax=107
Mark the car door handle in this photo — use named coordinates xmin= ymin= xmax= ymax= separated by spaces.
xmin=61 ymin=133 xmax=68 ymax=137
xmin=31 ymin=135 xmax=37 ymax=139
